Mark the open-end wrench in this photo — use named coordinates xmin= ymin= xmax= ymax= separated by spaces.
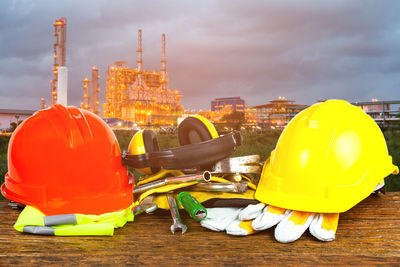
xmin=167 ymin=192 xmax=187 ymax=234
xmin=132 ymin=196 xmax=158 ymax=215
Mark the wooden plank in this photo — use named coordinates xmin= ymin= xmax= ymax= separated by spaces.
xmin=0 ymin=193 xmax=399 ymax=265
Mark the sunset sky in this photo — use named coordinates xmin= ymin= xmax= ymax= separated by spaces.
xmin=1 ymin=0 xmax=400 ymax=111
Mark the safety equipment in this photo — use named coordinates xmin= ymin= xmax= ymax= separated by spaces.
xmin=1 ymin=104 xmax=133 ymax=216
xmin=13 ymin=203 xmax=135 ymax=236
xmin=122 ymin=115 xmax=242 ymax=174
xmin=255 ymin=99 xmax=399 ymax=213
xmin=213 ymin=178 xmax=387 ymax=243
xmin=134 ymin=169 xmax=258 ymax=210
xmin=205 ymin=203 xmax=339 ymax=242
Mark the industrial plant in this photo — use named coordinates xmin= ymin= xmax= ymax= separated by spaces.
xmin=102 ymin=30 xmax=183 ymax=126
xmin=32 ymin=17 xmax=399 ymax=132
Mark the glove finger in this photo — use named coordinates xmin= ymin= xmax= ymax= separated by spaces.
xmin=309 ymin=213 xmax=339 ymax=242
xmin=372 ymin=180 xmax=385 ymax=193
xmin=200 ymin=208 xmax=242 ymax=232
xmin=274 ymin=210 xmax=315 ymax=243
xmin=252 ymin=205 xmax=288 ymax=231
xmin=238 ymin=203 xmax=266 ymax=221
xmin=226 ymin=219 xmax=258 ymax=236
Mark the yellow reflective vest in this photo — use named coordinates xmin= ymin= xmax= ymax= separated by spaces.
xmin=14 ymin=203 xmax=137 ymax=236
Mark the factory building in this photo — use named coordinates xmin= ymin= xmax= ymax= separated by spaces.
xmin=0 ymin=109 xmax=36 ymax=132
xmin=353 ymin=99 xmax=400 ymax=127
xmin=252 ymin=97 xmax=308 ymax=127
xmin=102 ymin=30 xmax=183 ymax=126
xmin=211 ymin=97 xmax=245 ymax=112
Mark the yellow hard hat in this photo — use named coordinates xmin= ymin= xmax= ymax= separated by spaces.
xmin=255 ymin=100 xmax=399 ymax=213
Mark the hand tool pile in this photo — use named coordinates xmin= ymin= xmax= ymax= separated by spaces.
xmin=132 ymin=155 xmax=261 ymax=234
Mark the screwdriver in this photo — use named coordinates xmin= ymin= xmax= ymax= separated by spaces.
xmin=177 ymin=191 xmax=207 ymax=221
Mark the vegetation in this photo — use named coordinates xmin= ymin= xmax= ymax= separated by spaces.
xmin=384 ymin=130 xmax=400 ymax=191
xmin=0 ymin=136 xmax=10 ymax=200
xmin=220 ymin=111 xmax=246 ymax=130
xmin=0 ymin=129 xmax=399 ymax=201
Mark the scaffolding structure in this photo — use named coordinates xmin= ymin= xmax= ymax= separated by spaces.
xmin=102 ymin=30 xmax=183 ymax=125
xmin=51 ymin=18 xmax=67 ymax=105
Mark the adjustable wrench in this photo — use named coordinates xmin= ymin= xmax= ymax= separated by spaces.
xmin=167 ymin=192 xmax=187 ymax=234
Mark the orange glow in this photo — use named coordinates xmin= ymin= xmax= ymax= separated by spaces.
xmin=103 ymin=61 xmax=183 ymax=126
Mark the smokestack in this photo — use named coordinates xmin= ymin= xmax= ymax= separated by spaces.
xmin=91 ymin=66 xmax=100 ymax=115
xmin=41 ymin=98 xmax=46 ymax=109
xmin=137 ymin=29 xmax=143 ymax=72
xmin=161 ymin=33 xmax=167 ymax=86
xmin=137 ymin=29 xmax=143 ymax=87
xmin=82 ymin=78 xmax=90 ymax=110
xmin=57 ymin=66 xmax=68 ymax=106
xmin=52 ymin=18 xmax=67 ymax=105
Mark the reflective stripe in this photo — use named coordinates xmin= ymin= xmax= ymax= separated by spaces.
xmin=23 ymin=226 xmax=55 ymax=235
xmin=44 ymin=214 xmax=77 ymax=226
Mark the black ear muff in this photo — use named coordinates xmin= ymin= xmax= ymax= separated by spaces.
xmin=142 ymin=130 xmax=161 ymax=174
xmin=178 ymin=116 xmax=214 ymax=145
xmin=178 ymin=116 xmax=217 ymax=170
xmin=122 ymin=117 xmax=242 ymax=172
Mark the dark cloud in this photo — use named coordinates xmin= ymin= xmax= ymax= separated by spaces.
xmin=0 ymin=0 xmax=399 ymax=111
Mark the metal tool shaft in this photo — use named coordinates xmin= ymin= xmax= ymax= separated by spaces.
xmin=192 ymin=182 xmax=248 ymax=193
xmin=167 ymin=193 xmax=187 ymax=234
xmin=213 ymin=155 xmax=261 ymax=174
xmin=133 ymin=171 xmax=211 ymax=194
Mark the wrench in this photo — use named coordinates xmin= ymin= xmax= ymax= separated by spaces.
xmin=167 ymin=192 xmax=187 ymax=234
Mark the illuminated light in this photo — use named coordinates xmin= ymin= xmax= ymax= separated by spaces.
xmin=372 ymin=98 xmax=379 ymax=102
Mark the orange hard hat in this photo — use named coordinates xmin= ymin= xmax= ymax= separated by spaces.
xmin=1 ymin=105 xmax=133 ymax=215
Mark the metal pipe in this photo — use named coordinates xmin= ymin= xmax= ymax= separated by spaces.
xmin=57 ymin=66 xmax=68 ymax=106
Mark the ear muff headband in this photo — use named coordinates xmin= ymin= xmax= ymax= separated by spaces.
xmin=142 ymin=130 xmax=161 ymax=174
xmin=122 ymin=131 xmax=242 ymax=170
xmin=190 ymin=115 xmax=219 ymax=139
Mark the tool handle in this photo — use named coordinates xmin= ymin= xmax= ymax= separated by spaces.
xmin=177 ymin=192 xmax=207 ymax=221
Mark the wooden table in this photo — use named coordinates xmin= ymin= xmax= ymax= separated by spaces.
xmin=1 ymin=193 xmax=400 ymax=265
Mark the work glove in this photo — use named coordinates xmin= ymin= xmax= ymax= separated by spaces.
xmin=201 ymin=181 xmax=385 ymax=243
xmin=229 ymin=203 xmax=339 ymax=243
xmin=201 ymin=204 xmax=338 ymax=243
xmin=200 ymin=208 xmax=243 ymax=232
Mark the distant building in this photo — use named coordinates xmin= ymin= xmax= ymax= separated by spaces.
xmin=211 ymin=97 xmax=245 ymax=112
xmin=0 ymin=109 xmax=36 ymax=131
xmin=353 ymin=99 xmax=400 ymax=126
xmin=252 ymin=97 xmax=308 ymax=127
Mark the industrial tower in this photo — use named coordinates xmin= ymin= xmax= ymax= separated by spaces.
xmin=51 ymin=18 xmax=67 ymax=105
xmin=102 ymin=30 xmax=183 ymax=125
xmin=91 ymin=67 xmax=100 ymax=115
xmin=81 ymin=78 xmax=90 ymax=110
xmin=79 ymin=67 xmax=100 ymax=113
